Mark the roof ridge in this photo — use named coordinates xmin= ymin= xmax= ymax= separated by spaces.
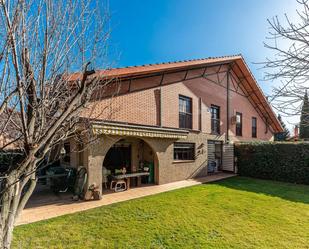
xmin=98 ymin=54 xmax=242 ymax=72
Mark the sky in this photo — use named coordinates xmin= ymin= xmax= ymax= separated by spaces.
xmin=108 ymin=0 xmax=299 ymax=131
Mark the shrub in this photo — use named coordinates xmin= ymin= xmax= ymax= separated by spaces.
xmin=235 ymin=142 xmax=309 ymax=185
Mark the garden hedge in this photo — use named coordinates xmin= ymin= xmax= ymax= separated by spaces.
xmin=235 ymin=142 xmax=309 ymax=185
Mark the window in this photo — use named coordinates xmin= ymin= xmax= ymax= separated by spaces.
xmin=211 ymin=105 xmax=220 ymax=134
xmin=179 ymin=95 xmax=192 ymax=129
xmin=236 ymin=112 xmax=242 ymax=136
xmin=174 ymin=143 xmax=195 ymax=161
xmin=252 ymin=117 xmax=257 ymax=138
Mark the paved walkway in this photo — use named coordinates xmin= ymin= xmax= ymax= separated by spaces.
xmin=17 ymin=172 xmax=236 ymax=225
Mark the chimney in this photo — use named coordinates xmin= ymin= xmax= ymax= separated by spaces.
xmin=294 ymin=125 xmax=299 ymax=137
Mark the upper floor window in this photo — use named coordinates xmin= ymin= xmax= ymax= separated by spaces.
xmin=211 ymin=105 xmax=220 ymax=134
xmin=252 ymin=117 xmax=257 ymax=138
xmin=236 ymin=112 xmax=242 ymax=136
xmin=174 ymin=143 xmax=195 ymax=161
xmin=179 ymin=95 xmax=192 ymax=129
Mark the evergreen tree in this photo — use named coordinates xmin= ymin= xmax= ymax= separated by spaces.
xmin=274 ymin=114 xmax=290 ymax=141
xmin=299 ymin=91 xmax=309 ymax=140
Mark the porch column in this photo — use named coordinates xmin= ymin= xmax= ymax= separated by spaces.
xmin=87 ymin=138 xmax=105 ymax=195
xmin=86 ymin=135 xmax=121 ymax=197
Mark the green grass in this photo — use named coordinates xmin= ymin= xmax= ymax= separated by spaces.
xmin=13 ymin=177 xmax=309 ymax=249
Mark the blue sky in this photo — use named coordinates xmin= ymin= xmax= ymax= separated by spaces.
xmin=108 ymin=0 xmax=298 ymax=129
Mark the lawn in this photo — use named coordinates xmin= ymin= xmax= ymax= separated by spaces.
xmin=13 ymin=177 xmax=309 ymax=249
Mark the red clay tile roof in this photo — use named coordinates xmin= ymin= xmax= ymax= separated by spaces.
xmin=68 ymin=55 xmax=241 ymax=81
xmin=69 ymin=54 xmax=283 ymax=133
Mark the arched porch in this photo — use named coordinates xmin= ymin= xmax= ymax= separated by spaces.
xmin=102 ymin=137 xmax=159 ymax=189
xmin=86 ymin=135 xmax=161 ymax=195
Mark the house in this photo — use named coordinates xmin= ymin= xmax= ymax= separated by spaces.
xmin=64 ymin=55 xmax=283 ymax=195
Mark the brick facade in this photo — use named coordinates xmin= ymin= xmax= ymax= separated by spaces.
xmin=82 ymin=64 xmax=274 ymax=141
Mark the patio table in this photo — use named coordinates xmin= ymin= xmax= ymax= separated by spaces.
xmin=112 ymin=172 xmax=150 ymax=189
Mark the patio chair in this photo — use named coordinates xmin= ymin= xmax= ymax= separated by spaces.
xmin=102 ymin=167 xmax=110 ymax=189
xmin=207 ymin=160 xmax=217 ymax=173
xmin=114 ymin=180 xmax=127 ymax=192
xmin=110 ymin=169 xmax=121 ymax=190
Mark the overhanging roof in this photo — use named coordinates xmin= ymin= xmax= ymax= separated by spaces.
xmin=92 ymin=122 xmax=188 ymax=139
xmin=68 ymin=56 xmax=238 ymax=81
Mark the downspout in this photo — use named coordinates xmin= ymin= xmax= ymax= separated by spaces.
xmin=226 ymin=66 xmax=231 ymax=143
xmin=160 ymin=86 xmax=162 ymax=127
xmin=159 ymin=73 xmax=164 ymax=127
xmin=198 ymin=97 xmax=202 ymax=131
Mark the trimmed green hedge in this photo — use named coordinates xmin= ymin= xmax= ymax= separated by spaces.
xmin=235 ymin=142 xmax=309 ymax=185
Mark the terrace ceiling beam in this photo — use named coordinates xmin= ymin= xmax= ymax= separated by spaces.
xmin=159 ymin=73 xmax=165 ymax=86
xmin=128 ymin=79 xmax=132 ymax=92
xmin=232 ymin=62 xmax=277 ymax=131
xmin=202 ymin=66 xmax=208 ymax=77
xmin=183 ymin=70 xmax=189 ymax=81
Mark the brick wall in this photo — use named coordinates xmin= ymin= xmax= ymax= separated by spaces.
xmin=82 ymin=65 xmax=274 ymax=141
xmin=83 ymin=86 xmax=159 ymax=126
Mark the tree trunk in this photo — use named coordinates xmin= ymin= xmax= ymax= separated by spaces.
xmin=1 ymin=217 xmax=15 ymax=249
xmin=0 ymin=172 xmax=37 ymax=248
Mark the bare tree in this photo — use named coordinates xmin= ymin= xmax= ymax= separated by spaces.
xmin=263 ymin=0 xmax=309 ymax=123
xmin=0 ymin=0 xmax=112 ymax=247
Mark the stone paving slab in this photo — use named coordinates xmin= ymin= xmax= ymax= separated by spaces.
xmin=17 ymin=173 xmax=236 ymax=225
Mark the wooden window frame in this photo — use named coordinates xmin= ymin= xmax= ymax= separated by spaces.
xmin=211 ymin=104 xmax=220 ymax=134
xmin=252 ymin=117 xmax=257 ymax=138
xmin=173 ymin=142 xmax=195 ymax=161
xmin=236 ymin=112 xmax=242 ymax=136
xmin=179 ymin=95 xmax=193 ymax=129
